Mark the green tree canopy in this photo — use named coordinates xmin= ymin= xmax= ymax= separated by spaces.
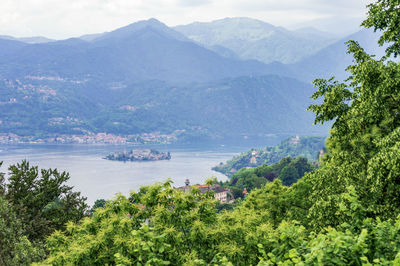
xmin=362 ymin=0 xmax=400 ymax=58
xmin=0 ymin=196 xmax=44 ymax=265
xmin=304 ymin=0 xmax=400 ymax=229
xmin=0 ymin=160 xmax=88 ymax=242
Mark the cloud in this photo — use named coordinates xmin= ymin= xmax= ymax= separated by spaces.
xmin=0 ymin=0 xmax=371 ymax=39
xmin=176 ymin=0 xmax=212 ymax=7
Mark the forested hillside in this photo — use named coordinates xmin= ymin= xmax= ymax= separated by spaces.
xmin=0 ymin=75 xmax=326 ymax=140
xmin=213 ymin=136 xmax=325 ymax=176
xmin=0 ymin=16 xmax=382 ymax=142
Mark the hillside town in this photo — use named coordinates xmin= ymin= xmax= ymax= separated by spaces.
xmin=0 ymin=131 xmax=181 ymax=145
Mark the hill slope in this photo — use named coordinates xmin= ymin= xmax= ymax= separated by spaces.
xmin=213 ymin=136 xmax=326 ymax=176
xmin=290 ymin=29 xmax=385 ymax=83
xmin=0 ymin=75 xmax=327 ymax=139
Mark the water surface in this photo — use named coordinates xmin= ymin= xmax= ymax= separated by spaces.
xmin=0 ymin=143 xmax=271 ymax=205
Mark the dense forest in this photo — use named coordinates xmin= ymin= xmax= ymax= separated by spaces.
xmin=2 ymin=0 xmax=400 ymax=264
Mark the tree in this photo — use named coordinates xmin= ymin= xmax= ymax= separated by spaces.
xmin=305 ymin=0 xmax=400 ymax=228
xmin=362 ymin=0 xmax=400 ymax=58
xmin=0 ymin=196 xmax=44 ymax=265
xmin=0 ymin=160 xmax=88 ymax=242
xmin=39 ymin=181 xmax=219 ymax=265
xmin=278 ymin=165 xmax=300 ymax=186
xmin=88 ymin=198 xmax=106 ymax=215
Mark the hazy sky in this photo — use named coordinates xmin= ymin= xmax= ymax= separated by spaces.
xmin=0 ymin=0 xmax=371 ymax=39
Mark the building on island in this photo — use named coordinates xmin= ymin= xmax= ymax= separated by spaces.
xmin=289 ymin=135 xmax=301 ymax=145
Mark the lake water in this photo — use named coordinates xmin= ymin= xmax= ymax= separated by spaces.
xmin=0 ymin=139 xmax=283 ymax=205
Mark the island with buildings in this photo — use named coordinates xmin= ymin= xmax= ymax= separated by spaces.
xmin=105 ymin=149 xmax=171 ymax=162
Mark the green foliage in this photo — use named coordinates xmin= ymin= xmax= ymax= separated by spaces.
xmin=37 ymin=180 xmax=400 ymax=265
xmin=305 ymin=36 xmax=400 ymax=229
xmin=223 ymin=156 xmax=315 ymax=197
xmin=362 ymin=0 xmax=400 ymax=58
xmin=38 ymin=181 xmax=218 ymax=265
xmin=278 ymin=165 xmax=299 ymax=186
xmin=0 ymin=160 xmax=88 ymax=242
xmin=88 ymin=198 xmax=106 ymax=215
xmin=0 ymin=196 xmax=45 ymax=265
xmin=213 ymin=136 xmax=325 ymax=176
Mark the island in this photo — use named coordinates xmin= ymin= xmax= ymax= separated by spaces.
xmin=105 ymin=149 xmax=171 ymax=162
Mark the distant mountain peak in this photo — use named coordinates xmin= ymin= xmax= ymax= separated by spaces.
xmin=174 ymin=17 xmax=282 ymax=46
xmin=176 ymin=17 xmax=278 ymax=34
xmin=125 ymin=18 xmax=166 ymax=29
xmin=174 ymin=17 xmax=339 ymax=64
xmin=94 ymin=18 xmax=189 ymax=43
xmin=0 ymin=35 xmax=54 ymax=44
xmin=183 ymin=17 xmax=275 ymax=27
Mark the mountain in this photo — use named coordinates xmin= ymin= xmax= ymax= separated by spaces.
xmin=0 ymin=35 xmax=54 ymax=44
xmin=78 ymin=33 xmax=105 ymax=42
xmin=77 ymin=19 xmax=187 ymax=42
xmin=0 ymin=18 xmax=328 ymax=142
xmin=0 ymin=19 xmax=288 ymax=84
xmin=290 ymin=29 xmax=385 ymax=83
xmin=292 ymin=27 xmax=332 ymax=40
xmin=0 ymin=39 xmax=28 ymax=57
xmin=0 ymin=74 xmax=327 ymax=139
xmin=293 ymin=16 xmax=363 ymax=37
xmin=94 ymin=18 xmax=189 ymax=43
xmin=174 ymin=17 xmax=337 ymax=64
xmin=114 ymin=75 xmax=327 ymax=136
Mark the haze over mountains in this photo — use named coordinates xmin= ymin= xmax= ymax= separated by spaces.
xmin=0 ymin=18 xmax=383 ymax=143
xmin=174 ymin=18 xmax=336 ymax=64
xmin=0 ymin=19 xmax=278 ymax=83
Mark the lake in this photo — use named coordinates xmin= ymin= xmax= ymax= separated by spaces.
xmin=0 ymin=139 xmax=283 ymax=205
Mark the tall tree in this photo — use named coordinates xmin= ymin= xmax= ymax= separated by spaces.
xmin=0 ymin=196 xmax=44 ymax=265
xmin=0 ymin=160 xmax=88 ymax=242
xmin=305 ymin=0 xmax=400 ymax=228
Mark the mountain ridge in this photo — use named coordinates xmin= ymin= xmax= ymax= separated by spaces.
xmin=0 ymin=19 xmax=289 ymax=83
xmin=174 ymin=17 xmax=337 ymax=64
xmin=2 ymin=17 xmax=379 ymax=141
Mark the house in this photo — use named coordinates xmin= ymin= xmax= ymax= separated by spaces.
xmin=176 ymin=179 xmax=235 ymax=204
xmin=289 ymin=135 xmax=301 ymax=145
xmin=242 ymin=188 xmax=248 ymax=198
xmin=213 ymin=185 xmax=235 ymax=204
